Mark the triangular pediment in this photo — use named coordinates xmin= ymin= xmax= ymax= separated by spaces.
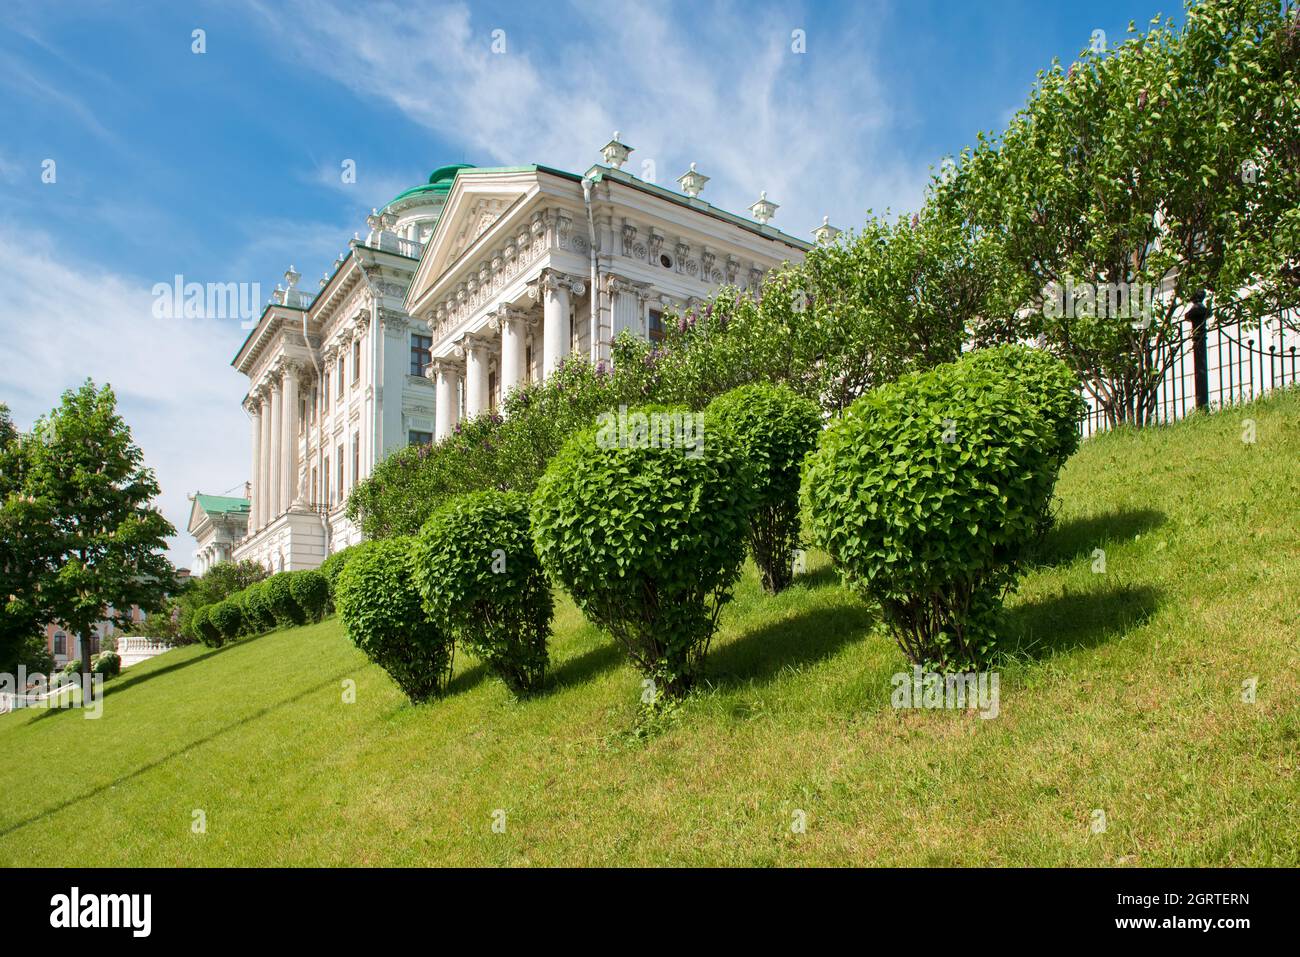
xmin=406 ymin=168 xmax=550 ymax=316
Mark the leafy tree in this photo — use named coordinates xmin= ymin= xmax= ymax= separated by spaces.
xmin=9 ymin=383 xmax=175 ymax=688
xmin=957 ymin=0 xmax=1299 ymax=425
xmin=0 ymin=403 xmax=49 ymax=674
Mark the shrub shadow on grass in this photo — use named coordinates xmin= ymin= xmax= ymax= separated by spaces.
xmin=1033 ymin=507 xmax=1166 ymax=567
xmin=1001 ymin=583 xmax=1162 ymax=660
xmin=706 ymin=600 xmax=874 ymax=687
xmin=446 ymin=659 xmax=488 ymax=695
xmin=543 ymin=640 xmax=625 ymax=694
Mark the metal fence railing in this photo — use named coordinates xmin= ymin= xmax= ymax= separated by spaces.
xmin=1078 ymin=310 xmax=1299 ymax=438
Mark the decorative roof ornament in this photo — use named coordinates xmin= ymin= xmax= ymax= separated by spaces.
xmin=677 ymin=162 xmax=709 ymax=199
xmin=366 ymin=208 xmax=384 ymax=233
xmin=812 ymin=216 xmax=842 ymax=245
xmin=749 ymin=191 xmax=779 ymax=225
xmin=284 ymin=265 xmax=300 ymax=289
xmin=600 ymin=131 xmax=633 ymax=171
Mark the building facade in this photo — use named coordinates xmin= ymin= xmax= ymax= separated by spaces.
xmin=228 ymin=138 xmax=817 ymax=572
xmin=187 ymin=492 xmax=251 ymax=574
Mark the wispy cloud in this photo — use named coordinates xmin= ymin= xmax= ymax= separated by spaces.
xmin=0 ymin=224 xmax=253 ymax=568
xmin=245 ymin=0 xmax=929 ymax=237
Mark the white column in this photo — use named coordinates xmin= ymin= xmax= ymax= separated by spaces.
xmin=498 ymin=311 xmax=525 ymax=397
xmin=281 ymin=371 xmax=298 ymax=510
xmin=542 ymin=277 xmax=571 ymax=380
xmin=268 ymin=379 xmax=283 ymax=521
xmin=464 ymin=339 xmax=489 ymax=420
xmin=248 ymin=400 xmax=262 ymax=533
xmin=433 ymin=360 xmax=461 ymax=442
xmin=258 ymin=390 xmax=273 ymax=531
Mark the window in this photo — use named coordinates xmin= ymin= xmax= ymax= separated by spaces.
xmin=311 ymin=466 xmax=318 ymax=504
xmin=488 ymin=369 xmax=498 ymax=412
xmin=298 ymin=399 xmax=306 ymax=434
xmin=336 ymin=357 xmax=345 ymax=397
xmin=525 ymin=343 xmax=534 ymax=384
xmin=336 ymin=444 xmax=344 ymax=500
xmin=322 ymin=458 xmax=330 ymax=506
xmin=322 ymin=372 xmax=330 ymax=411
xmin=352 ymin=432 xmax=360 ymax=487
xmin=411 ymin=334 xmax=432 ymax=377
xmin=409 ymin=430 xmax=433 ymax=446
xmin=53 ymin=633 xmax=66 ymax=656
xmin=648 ymin=309 xmax=664 ymax=342
xmin=352 ymin=339 xmax=361 ymax=385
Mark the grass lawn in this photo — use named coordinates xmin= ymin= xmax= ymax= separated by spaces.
xmin=1 ymin=390 xmax=1296 ymax=866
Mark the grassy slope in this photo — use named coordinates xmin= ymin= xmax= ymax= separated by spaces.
xmin=1 ymin=391 xmax=1296 ymax=866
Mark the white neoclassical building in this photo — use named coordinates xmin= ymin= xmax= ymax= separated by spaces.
xmin=227 ymin=137 xmax=820 ymax=572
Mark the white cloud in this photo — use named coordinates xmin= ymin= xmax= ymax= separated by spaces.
xmin=0 ymin=224 xmax=253 ymax=569
xmin=245 ymin=0 xmax=929 ymax=237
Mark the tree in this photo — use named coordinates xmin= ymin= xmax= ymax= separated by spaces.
xmin=957 ymin=0 xmax=1299 ymax=426
xmin=20 ymin=381 xmax=176 ymax=690
xmin=0 ymin=403 xmax=52 ymax=675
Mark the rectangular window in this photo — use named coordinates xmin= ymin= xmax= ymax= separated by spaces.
xmin=298 ymin=399 xmax=306 ymax=434
xmin=525 ymin=343 xmax=534 ymax=384
xmin=352 ymin=339 xmax=361 ymax=385
xmin=409 ymin=430 xmax=433 ymax=446
xmin=322 ymin=373 xmax=330 ymax=411
xmin=648 ymin=309 xmax=664 ymax=342
xmin=488 ymin=369 xmax=498 ymax=412
xmin=311 ymin=466 xmax=318 ymax=504
xmin=322 ymin=458 xmax=330 ymax=506
xmin=53 ymin=633 xmax=66 ymax=656
xmin=336 ymin=444 xmax=344 ymax=500
xmin=411 ymin=334 xmax=432 ymax=377
xmin=352 ymin=432 xmax=360 ymax=486
xmin=337 ymin=357 xmax=345 ymax=397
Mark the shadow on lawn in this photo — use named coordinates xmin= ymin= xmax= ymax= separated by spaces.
xmin=1033 ymin=507 xmax=1166 ymax=567
xmin=707 ymin=600 xmax=874 ymax=687
xmin=1001 ymin=582 xmax=1162 ymax=659
xmin=544 ymin=640 xmax=624 ymax=693
xmin=0 ymin=667 xmax=358 ymax=839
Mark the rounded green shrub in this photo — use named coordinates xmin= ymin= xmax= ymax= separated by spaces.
xmin=803 ymin=352 xmax=1065 ymax=671
xmin=335 ymin=537 xmax=454 ymax=703
xmin=209 ymin=600 xmax=244 ymax=643
xmin=413 ymin=491 xmax=552 ymax=695
xmin=263 ymin=572 xmax=306 ymax=628
xmin=290 ymin=570 xmax=330 ymax=622
xmin=706 ymin=382 xmax=823 ymax=593
xmin=239 ymin=582 xmax=275 ymax=634
xmin=319 ymin=545 xmax=356 ymax=592
xmin=191 ymin=603 xmax=223 ymax=648
xmin=958 ymin=345 xmax=1086 ymax=535
xmin=92 ymin=651 xmax=121 ymax=677
xmin=530 ymin=403 xmax=756 ymax=700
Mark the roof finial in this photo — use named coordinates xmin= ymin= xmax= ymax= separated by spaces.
xmin=600 ymin=131 xmax=633 ymax=171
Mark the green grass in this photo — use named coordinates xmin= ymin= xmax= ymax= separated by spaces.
xmin=2 ymin=391 xmax=1297 ymax=866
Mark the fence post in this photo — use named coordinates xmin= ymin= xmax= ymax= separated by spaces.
xmin=1188 ymin=291 xmax=1210 ymax=410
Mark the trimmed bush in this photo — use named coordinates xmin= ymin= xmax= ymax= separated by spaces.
xmin=412 ymin=491 xmax=552 ymax=696
xmin=319 ymin=545 xmax=356 ymax=593
xmin=92 ymin=651 xmax=121 ymax=677
xmin=239 ymin=582 xmax=276 ymax=634
xmin=191 ymin=603 xmax=223 ymax=648
xmin=61 ymin=659 xmax=82 ymax=675
xmin=263 ymin=572 xmax=306 ymax=628
xmin=209 ymin=600 xmax=244 ymax=644
xmin=706 ymin=382 xmax=823 ymax=593
xmin=290 ymin=570 xmax=330 ymax=622
xmin=531 ymin=403 xmax=756 ymax=701
xmin=335 ymin=538 xmax=454 ymax=703
xmin=803 ymin=353 xmax=1066 ymax=671
xmin=959 ymin=345 xmax=1086 ymax=534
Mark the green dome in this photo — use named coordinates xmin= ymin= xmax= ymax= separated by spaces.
xmin=385 ymin=163 xmax=475 ymax=207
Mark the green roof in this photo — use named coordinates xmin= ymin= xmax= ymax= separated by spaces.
xmin=385 ymin=163 xmax=476 ymax=208
xmin=195 ymin=494 xmax=250 ymax=515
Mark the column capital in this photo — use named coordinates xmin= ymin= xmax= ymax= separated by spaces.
xmin=528 ymin=268 xmax=585 ymax=301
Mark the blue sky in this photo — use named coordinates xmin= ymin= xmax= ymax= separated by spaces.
xmin=0 ymin=0 xmax=1177 ymax=563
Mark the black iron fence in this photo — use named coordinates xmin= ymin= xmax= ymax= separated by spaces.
xmin=1078 ymin=310 xmax=1300 ymax=438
